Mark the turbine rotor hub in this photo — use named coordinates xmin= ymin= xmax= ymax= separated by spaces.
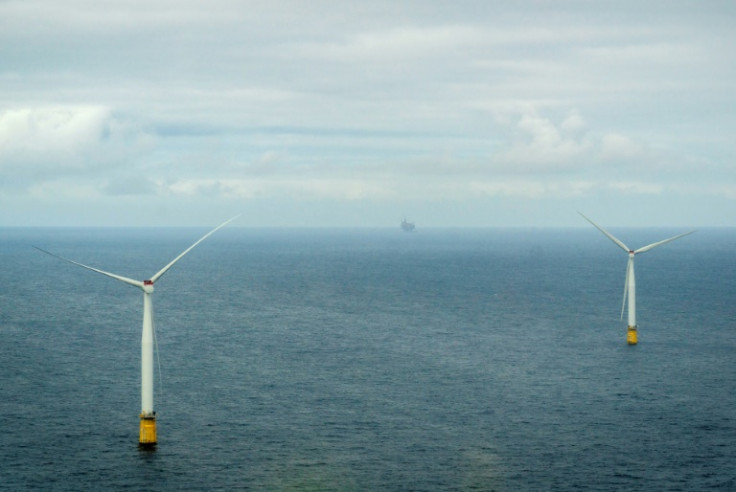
xmin=143 ymin=280 xmax=154 ymax=293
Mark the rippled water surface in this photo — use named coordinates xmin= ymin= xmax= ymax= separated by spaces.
xmin=1 ymin=227 xmax=735 ymax=490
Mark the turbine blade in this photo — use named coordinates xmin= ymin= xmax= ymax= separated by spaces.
xmin=33 ymin=246 xmax=144 ymax=288
xmin=634 ymin=230 xmax=696 ymax=254
xmin=578 ymin=212 xmax=631 ymax=253
xmin=149 ymin=215 xmax=239 ymax=284
xmin=620 ymin=257 xmax=631 ymax=321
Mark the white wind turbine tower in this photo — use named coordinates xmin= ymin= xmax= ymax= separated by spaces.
xmin=579 ymin=213 xmax=694 ymax=345
xmin=35 ymin=216 xmax=238 ymax=447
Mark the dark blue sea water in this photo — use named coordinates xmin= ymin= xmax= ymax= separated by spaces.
xmin=1 ymin=227 xmax=735 ymax=491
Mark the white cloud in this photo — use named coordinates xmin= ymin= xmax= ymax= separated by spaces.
xmin=165 ymin=177 xmax=395 ymax=201
xmin=491 ymin=110 xmax=594 ymax=171
xmin=561 ymin=111 xmax=586 ymax=135
xmin=26 ymin=179 xmax=103 ymax=201
xmin=104 ymin=176 xmax=160 ymax=196
xmin=607 ymin=181 xmax=663 ymax=195
xmin=0 ymin=106 xmax=154 ymax=186
xmin=600 ymin=134 xmax=644 ymax=161
xmin=1 ymin=106 xmax=108 ymax=165
xmin=297 ymin=25 xmax=486 ymax=62
xmin=470 ymin=180 xmax=597 ymax=199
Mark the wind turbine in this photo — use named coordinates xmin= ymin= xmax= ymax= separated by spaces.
xmin=35 ymin=216 xmax=238 ymax=447
xmin=579 ymin=213 xmax=694 ymax=345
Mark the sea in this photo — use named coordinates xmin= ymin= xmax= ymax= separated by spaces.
xmin=1 ymin=226 xmax=734 ymax=491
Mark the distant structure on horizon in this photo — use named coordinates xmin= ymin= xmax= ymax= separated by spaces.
xmin=401 ymin=218 xmax=416 ymax=232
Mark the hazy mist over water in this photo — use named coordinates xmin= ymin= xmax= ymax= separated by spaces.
xmin=1 ymin=227 xmax=735 ymax=490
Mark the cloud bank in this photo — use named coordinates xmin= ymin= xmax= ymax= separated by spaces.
xmin=1 ymin=1 xmax=734 ymax=226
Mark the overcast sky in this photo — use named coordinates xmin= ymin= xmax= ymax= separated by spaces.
xmin=1 ymin=1 xmax=735 ymax=227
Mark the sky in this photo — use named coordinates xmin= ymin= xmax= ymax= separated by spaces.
xmin=1 ymin=1 xmax=735 ymax=227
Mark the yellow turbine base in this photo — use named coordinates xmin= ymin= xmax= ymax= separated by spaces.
xmin=627 ymin=326 xmax=638 ymax=345
xmin=139 ymin=414 xmax=157 ymax=448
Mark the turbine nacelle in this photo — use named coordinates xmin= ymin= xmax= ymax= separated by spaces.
xmin=143 ymin=280 xmax=154 ymax=294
